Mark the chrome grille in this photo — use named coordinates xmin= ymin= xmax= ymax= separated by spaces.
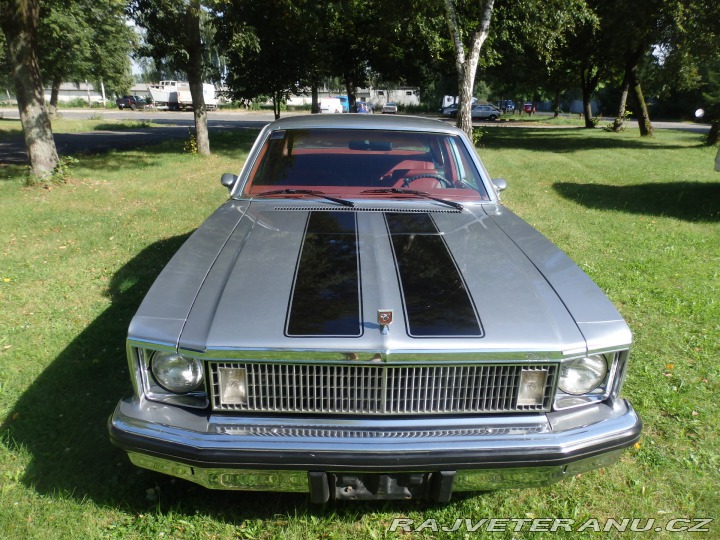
xmin=210 ymin=362 xmax=557 ymax=414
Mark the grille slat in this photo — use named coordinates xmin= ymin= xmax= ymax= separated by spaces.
xmin=211 ymin=363 xmax=557 ymax=414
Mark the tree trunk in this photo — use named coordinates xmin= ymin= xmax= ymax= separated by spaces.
xmin=630 ymin=75 xmax=653 ymax=137
xmin=311 ymin=80 xmax=319 ymax=114
xmin=344 ymin=76 xmax=356 ymax=112
xmin=553 ymin=89 xmax=561 ymax=118
xmin=611 ymin=75 xmax=630 ymax=132
xmin=456 ymin=66 xmax=475 ymax=135
xmin=444 ymin=0 xmax=495 ymax=138
xmin=49 ymin=76 xmax=61 ymax=117
xmin=186 ymin=0 xmax=210 ymax=155
xmin=582 ymin=95 xmax=594 ymax=127
xmin=580 ymin=66 xmax=599 ymax=129
xmin=273 ymin=91 xmax=281 ymax=119
xmin=708 ymin=120 xmax=719 ymax=146
xmin=622 ymin=46 xmax=653 ymax=137
xmin=1 ymin=0 xmax=59 ymax=180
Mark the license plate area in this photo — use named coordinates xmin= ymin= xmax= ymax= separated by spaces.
xmin=308 ymin=471 xmax=455 ymax=502
xmin=334 ymin=473 xmax=428 ymax=501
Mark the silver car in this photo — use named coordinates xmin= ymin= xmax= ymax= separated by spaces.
xmin=470 ymin=104 xmax=500 ymax=121
xmin=444 ymin=104 xmax=500 ymax=121
xmin=381 ymin=102 xmax=398 ymax=114
xmin=109 ymin=115 xmax=641 ymax=502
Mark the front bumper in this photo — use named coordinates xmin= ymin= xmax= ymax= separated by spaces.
xmin=109 ymin=397 xmax=641 ymax=501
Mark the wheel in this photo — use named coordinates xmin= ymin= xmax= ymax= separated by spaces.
xmin=488 ymin=114 xmax=497 ymax=121
xmin=401 ymin=173 xmax=453 ymax=188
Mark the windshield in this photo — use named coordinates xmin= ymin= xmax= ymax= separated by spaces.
xmin=242 ymin=128 xmax=489 ymax=200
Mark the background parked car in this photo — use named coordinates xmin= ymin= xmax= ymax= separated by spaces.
xmin=523 ymin=102 xmax=535 ymax=114
xmin=355 ymin=102 xmax=372 ymax=114
xmin=443 ymin=104 xmax=500 ymax=121
xmin=334 ymin=96 xmax=350 ymax=113
xmin=470 ymin=104 xmax=501 ymax=121
xmin=497 ymin=100 xmax=515 ymax=113
xmin=381 ymin=102 xmax=398 ymax=114
xmin=441 ymin=104 xmax=458 ymax=117
xmin=116 ymin=95 xmax=146 ymax=110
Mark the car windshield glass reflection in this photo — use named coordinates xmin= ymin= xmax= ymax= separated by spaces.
xmin=243 ymin=129 xmax=489 ymax=200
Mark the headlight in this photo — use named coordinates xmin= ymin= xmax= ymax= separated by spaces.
xmin=151 ymin=352 xmax=204 ymax=394
xmin=558 ymin=355 xmax=608 ymax=395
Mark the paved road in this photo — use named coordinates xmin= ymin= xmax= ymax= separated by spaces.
xmin=0 ymin=108 xmax=712 ymax=165
xmin=0 ymin=108 xmax=280 ymax=164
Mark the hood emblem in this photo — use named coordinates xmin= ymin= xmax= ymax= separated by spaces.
xmin=377 ymin=309 xmax=394 ymax=335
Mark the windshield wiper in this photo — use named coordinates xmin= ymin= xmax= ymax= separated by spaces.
xmin=361 ymin=188 xmax=463 ymax=211
xmin=255 ymin=189 xmax=354 ymax=207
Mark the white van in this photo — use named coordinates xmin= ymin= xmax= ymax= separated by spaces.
xmin=319 ymin=98 xmax=343 ymax=114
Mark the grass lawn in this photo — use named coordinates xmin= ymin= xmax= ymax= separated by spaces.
xmin=1 ymin=124 xmax=718 ymax=539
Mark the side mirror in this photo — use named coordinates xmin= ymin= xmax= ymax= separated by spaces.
xmin=220 ymin=173 xmax=238 ymax=190
xmin=492 ymin=178 xmax=507 ymax=192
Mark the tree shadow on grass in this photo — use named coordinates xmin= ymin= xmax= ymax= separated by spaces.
xmin=61 ymin=128 xmax=260 ymax=173
xmin=481 ymin=127 xmax=701 ymax=153
xmin=1 ymin=234 xmax=191 ymax=509
xmin=0 ymin=232 xmax=463 ymax=523
xmin=553 ymin=181 xmax=720 ymax=222
xmin=1 ymin=126 xmax=262 ymax=170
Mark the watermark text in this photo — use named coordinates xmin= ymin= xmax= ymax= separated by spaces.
xmin=388 ymin=517 xmax=714 ymax=533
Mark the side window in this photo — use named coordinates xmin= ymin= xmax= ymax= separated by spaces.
xmin=447 ymin=138 xmax=483 ymax=192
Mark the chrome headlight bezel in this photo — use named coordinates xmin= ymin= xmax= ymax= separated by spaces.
xmin=553 ymin=351 xmax=626 ymax=411
xmin=133 ymin=347 xmax=208 ymax=409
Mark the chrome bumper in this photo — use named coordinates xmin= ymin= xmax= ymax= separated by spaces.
xmin=126 ymin=449 xmax=625 ymax=491
xmin=109 ymin=398 xmax=641 ymax=499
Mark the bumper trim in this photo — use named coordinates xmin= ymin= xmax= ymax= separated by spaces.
xmin=127 ymin=449 xmax=626 ymax=494
xmin=110 ymin=398 xmax=640 ymax=489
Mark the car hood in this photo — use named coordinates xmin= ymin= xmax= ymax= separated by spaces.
xmin=130 ymin=200 xmax=630 ymax=358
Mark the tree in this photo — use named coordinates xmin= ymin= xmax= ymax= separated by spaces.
xmin=39 ymin=2 xmax=92 ymax=112
xmin=0 ymin=31 xmax=12 ymax=92
xmin=324 ymin=0 xmax=379 ymax=112
xmin=444 ymin=0 xmax=495 ymax=136
xmin=216 ymin=0 xmax=306 ymax=119
xmin=39 ymin=0 xmax=135 ymax=113
xmin=700 ymin=60 xmax=720 ymax=144
xmin=0 ymin=0 xmax=59 ymax=180
xmin=593 ymin=0 xmax=662 ymax=136
xmin=129 ymin=0 xmax=213 ymax=155
xmin=363 ymin=0 xmax=452 ymax=107
xmin=655 ymin=0 xmax=720 ymax=143
xmin=443 ymin=0 xmax=594 ymax=136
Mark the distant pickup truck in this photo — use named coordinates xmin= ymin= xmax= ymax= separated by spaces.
xmin=116 ymin=95 xmax=147 ymax=110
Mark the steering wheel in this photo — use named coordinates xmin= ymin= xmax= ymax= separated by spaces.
xmin=401 ymin=173 xmax=453 ymax=188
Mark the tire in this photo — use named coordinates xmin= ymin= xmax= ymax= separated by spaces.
xmin=488 ymin=115 xmax=497 ymax=121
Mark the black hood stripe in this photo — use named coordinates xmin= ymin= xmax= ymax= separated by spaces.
xmin=385 ymin=212 xmax=484 ymax=337
xmin=286 ymin=211 xmax=363 ymax=337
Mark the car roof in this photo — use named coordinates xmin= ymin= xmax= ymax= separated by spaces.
xmin=266 ymin=114 xmax=463 ymax=135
